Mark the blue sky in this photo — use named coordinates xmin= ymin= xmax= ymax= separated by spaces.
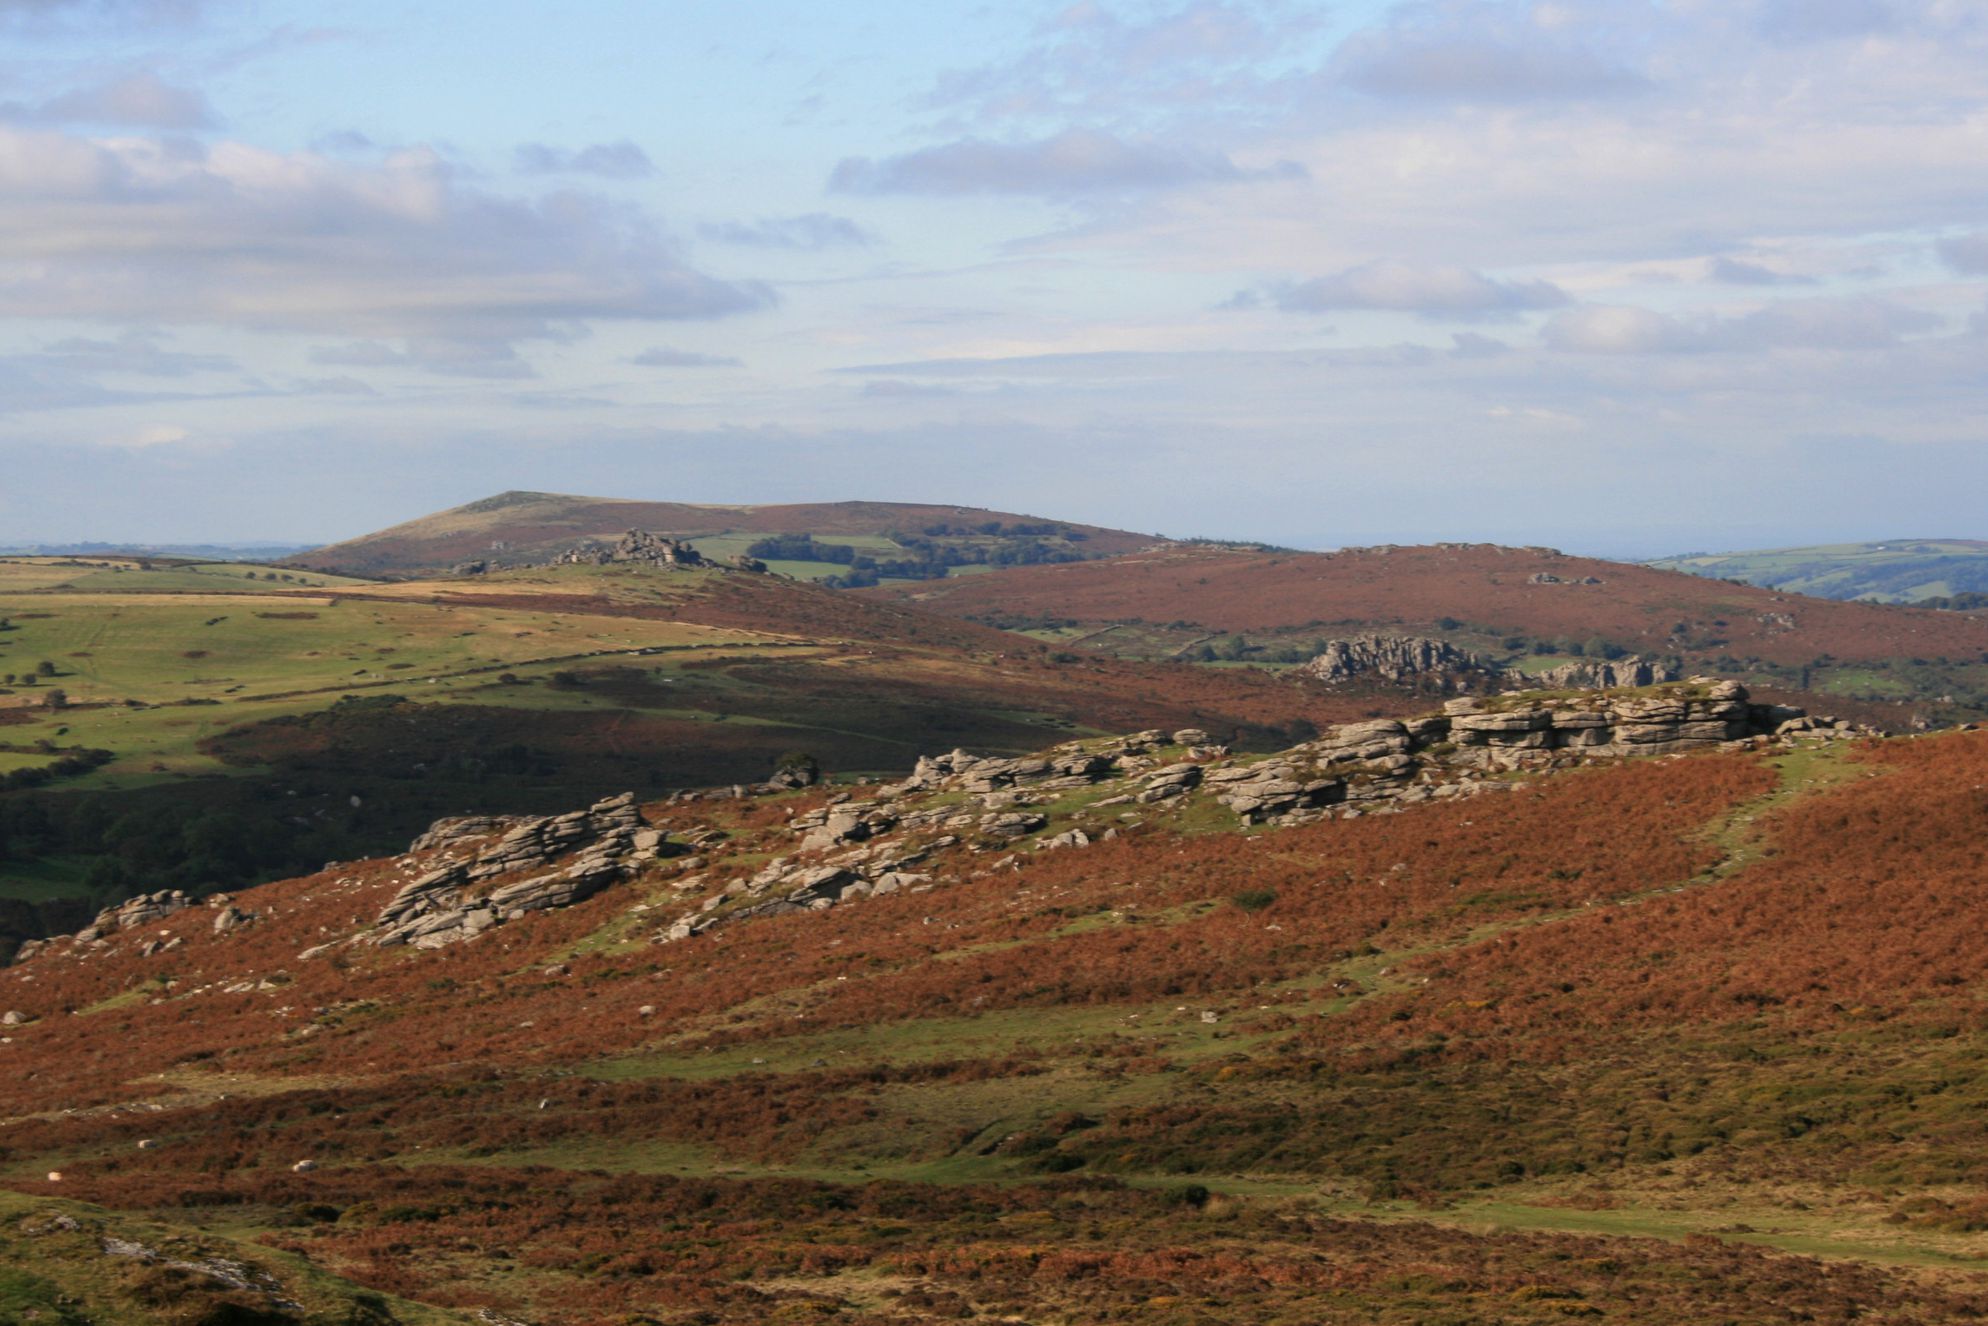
xmin=2 ymin=0 xmax=1984 ymax=555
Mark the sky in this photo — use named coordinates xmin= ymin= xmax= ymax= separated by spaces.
xmin=1 ymin=0 xmax=1985 ymax=556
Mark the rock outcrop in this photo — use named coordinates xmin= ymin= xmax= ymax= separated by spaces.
xmin=372 ymin=792 xmax=667 ymax=949
xmin=2 ymin=678 xmax=1877 ymax=974
xmin=1526 ymin=655 xmax=1679 ymax=689
xmin=1298 ymin=633 xmax=1680 ymax=694
xmin=14 ymin=889 xmax=197 ymax=962
xmin=555 ymin=529 xmax=704 ymax=569
xmin=651 ymin=678 xmax=1873 ymax=944
xmin=1299 ymin=635 xmax=1496 ymax=688
xmin=75 ymin=891 xmax=192 ymax=943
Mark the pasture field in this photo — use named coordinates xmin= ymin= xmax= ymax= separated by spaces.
xmin=0 ymin=589 xmax=763 ymax=709
xmin=0 ymin=555 xmax=363 ymax=594
xmin=1649 ymin=538 xmax=1988 ymax=602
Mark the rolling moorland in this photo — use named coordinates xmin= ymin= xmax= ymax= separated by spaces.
xmin=1647 ymin=540 xmax=1988 ymax=606
xmin=867 ymin=542 xmax=1988 ymax=725
xmin=4 ymin=684 xmax=1988 ymax=1323
xmin=6 ymin=506 xmax=1988 ymax=956
xmin=6 ymin=497 xmax=1988 ymax=1323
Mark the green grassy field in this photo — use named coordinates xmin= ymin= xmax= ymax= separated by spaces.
xmin=1647 ymin=539 xmax=1988 ymax=602
xmin=0 ymin=855 xmax=92 ymax=903
xmin=0 ymin=591 xmax=752 ymax=705
xmin=0 ymin=555 xmax=364 ymax=595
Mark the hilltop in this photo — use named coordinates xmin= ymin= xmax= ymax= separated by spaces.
xmin=289 ymin=491 xmax=1164 ymax=579
xmin=866 ymin=542 xmax=1988 ymax=724
xmin=1648 ymin=538 xmax=1988 ymax=604
xmin=4 ymin=684 xmax=1988 ymax=1323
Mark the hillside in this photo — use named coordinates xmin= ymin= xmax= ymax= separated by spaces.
xmin=0 ymin=556 xmax=1390 ymax=957
xmin=1648 ymin=538 xmax=1988 ymax=604
xmin=5 ymin=692 xmax=1988 ymax=1323
xmin=289 ymin=490 xmax=1164 ymax=578
xmin=866 ymin=542 xmax=1988 ymax=723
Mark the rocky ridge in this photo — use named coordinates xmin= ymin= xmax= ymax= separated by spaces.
xmin=8 ymin=681 xmax=1875 ymax=972
xmin=648 ymin=680 xmax=1869 ymax=944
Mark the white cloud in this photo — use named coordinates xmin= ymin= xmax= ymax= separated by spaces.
xmin=1706 ymin=256 xmax=1816 ymax=286
xmin=292 ymin=375 xmax=377 ymax=396
xmin=1267 ymin=262 xmax=1569 ymax=317
xmin=831 ymin=128 xmax=1298 ymax=197
xmin=39 ymin=329 xmax=232 ymax=375
xmin=1542 ymin=297 xmax=1941 ymax=353
xmin=512 ymin=140 xmax=655 ymax=179
xmin=30 ymin=71 xmax=216 ymax=129
xmin=1336 ymin=34 xmax=1647 ymax=102
xmin=699 ymin=213 xmax=874 ymax=250
xmin=123 ymin=423 xmax=188 ymax=447
xmin=0 ymin=126 xmax=772 ymax=344
xmin=1939 ymin=231 xmax=1988 ymax=274
xmin=630 ymin=346 xmax=742 ymax=368
xmin=0 ymin=0 xmax=205 ymax=33
xmin=309 ymin=337 xmax=538 ymax=379
xmin=1753 ymin=0 xmax=1900 ymax=43
xmin=918 ymin=1 xmax=1328 ymax=131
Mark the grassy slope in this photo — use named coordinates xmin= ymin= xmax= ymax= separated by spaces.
xmin=7 ymin=728 xmax=1988 ymax=1321
xmin=0 ymin=563 xmax=1404 ymax=789
xmin=0 ymin=555 xmax=363 ymax=595
xmin=1649 ymin=538 xmax=1988 ymax=602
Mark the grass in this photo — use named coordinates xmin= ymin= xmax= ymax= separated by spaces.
xmin=0 ymin=855 xmax=95 ymax=904
xmin=0 ymin=556 xmax=363 ymax=595
xmin=1647 ymin=539 xmax=1988 ymax=604
xmin=1819 ymin=667 xmax=1918 ymax=698
xmin=0 ymin=593 xmax=753 ymax=705
xmin=0 ymin=590 xmax=770 ymax=789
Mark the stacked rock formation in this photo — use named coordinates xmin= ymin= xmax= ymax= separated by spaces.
xmin=373 ymin=792 xmax=669 ymax=948
xmin=1298 ymin=632 xmax=1681 ymax=694
xmin=1443 ymin=680 xmax=1800 ymax=761
xmin=555 ymin=529 xmax=705 ymax=569
xmin=1526 ymin=656 xmax=1677 ymax=689
xmin=1300 ymin=635 xmax=1493 ymax=687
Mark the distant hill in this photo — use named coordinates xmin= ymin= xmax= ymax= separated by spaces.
xmin=0 ymin=541 xmax=311 ymax=561
xmin=864 ymin=542 xmax=1988 ymax=724
xmin=1647 ymin=539 xmax=1988 ymax=603
xmin=289 ymin=490 xmax=1164 ymax=578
